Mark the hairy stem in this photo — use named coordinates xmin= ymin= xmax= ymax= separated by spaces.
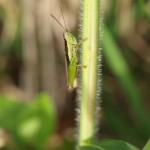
xmin=78 ymin=0 xmax=100 ymax=146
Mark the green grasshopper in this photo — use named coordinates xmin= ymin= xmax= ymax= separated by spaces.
xmin=51 ymin=9 xmax=79 ymax=91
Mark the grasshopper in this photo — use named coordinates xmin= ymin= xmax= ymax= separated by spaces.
xmin=51 ymin=8 xmax=79 ymax=91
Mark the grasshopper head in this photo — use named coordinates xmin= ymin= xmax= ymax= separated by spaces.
xmin=64 ymin=31 xmax=77 ymax=45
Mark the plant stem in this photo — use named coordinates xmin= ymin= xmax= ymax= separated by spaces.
xmin=78 ymin=0 xmax=100 ymax=146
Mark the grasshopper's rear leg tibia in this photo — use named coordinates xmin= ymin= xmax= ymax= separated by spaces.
xmin=75 ymin=38 xmax=88 ymax=49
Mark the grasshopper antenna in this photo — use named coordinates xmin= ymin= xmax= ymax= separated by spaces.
xmin=50 ymin=14 xmax=66 ymax=31
xmin=60 ymin=3 xmax=68 ymax=31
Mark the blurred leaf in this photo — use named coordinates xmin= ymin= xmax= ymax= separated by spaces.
xmin=103 ymin=26 xmax=150 ymax=136
xmin=79 ymin=145 xmax=104 ymax=150
xmin=143 ymin=139 xmax=150 ymax=150
xmin=138 ymin=0 xmax=150 ymax=22
xmin=98 ymin=139 xmax=139 ymax=150
xmin=15 ymin=92 xmax=57 ymax=148
xmin=0 ymin=95 xmax=24 ymax=130
xmin=78 ymin=140 xmax=139 ymax=150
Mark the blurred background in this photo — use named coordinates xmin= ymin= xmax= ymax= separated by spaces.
xmin=0 ymin=0 xmax=150 ymax=149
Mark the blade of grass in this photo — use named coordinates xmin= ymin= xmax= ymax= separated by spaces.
xmin=103 ymin=26 xmax=150 ymax=137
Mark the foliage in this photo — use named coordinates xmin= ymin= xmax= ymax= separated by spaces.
xmin=0 ymin=93 xmax=57 ymax=150
xmin=0 ymin=0 xmax=150 ymax=149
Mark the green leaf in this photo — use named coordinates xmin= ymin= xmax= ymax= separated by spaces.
xmin=98 ymin=139 xmax=139 ymax=150
xmin=79 ymin=145 xmax=104 ymax=150
xmin=143 ymin=139 xmax=150 ymax=150
xmin=0 ymin=95 xmax=24 ymax=130
xmin=15 ymin=92 xmax=57 ymax=147
xmin=103 ymin=26 xmax=150 ymax=135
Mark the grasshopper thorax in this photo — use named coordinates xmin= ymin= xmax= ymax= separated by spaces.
xmin=64 ymin=31 xmax=77 ymax=62
xmin=64 ymin=31 xmax=77 ymax=45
